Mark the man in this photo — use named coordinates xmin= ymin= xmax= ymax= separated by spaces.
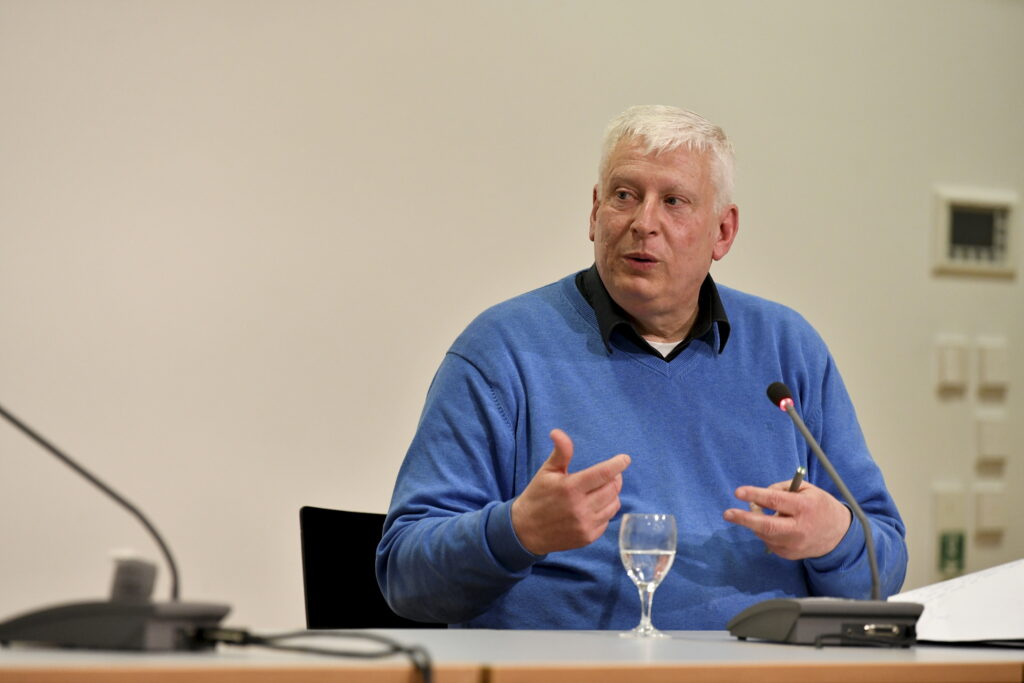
xmin=376 ymin=105 xmax=907 ymax=629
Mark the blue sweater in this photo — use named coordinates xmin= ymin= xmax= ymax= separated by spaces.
xmin=376 ymin=273 xmax=907 ymax=629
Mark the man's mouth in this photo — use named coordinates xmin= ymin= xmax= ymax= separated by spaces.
xmin=624 ymin=252 xmax=658 ymax=264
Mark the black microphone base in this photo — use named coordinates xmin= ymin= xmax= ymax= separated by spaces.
xmin=728 ymin=598 xmax=923 ymax=647
xmin=0 ymin=600 xmax=231 ymax=651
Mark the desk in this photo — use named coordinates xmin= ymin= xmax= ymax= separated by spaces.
xmin=2 ymin=630 xmax=1022 ymax=683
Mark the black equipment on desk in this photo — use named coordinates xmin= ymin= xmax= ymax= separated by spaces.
xmin=727 ymin=383 xmax=923 ymax=647
xmin=0 ymin=401 xmax=229 ymax=651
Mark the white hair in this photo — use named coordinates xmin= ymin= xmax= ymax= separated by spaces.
xmin=598 ymin=105 xmax=735 ymax=211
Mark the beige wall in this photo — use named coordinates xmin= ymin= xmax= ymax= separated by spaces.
xmin=1 ymin=0 xmax=1021 ymax=628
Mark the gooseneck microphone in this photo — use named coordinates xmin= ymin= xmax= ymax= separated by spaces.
xmin=0 ymin=401 xmax=229 ymax=650
xmin=0 ymin=402 xmax=182 ymax=601
xmin=765 ymin=382 xmax=880 ymax=600
xmin=726 ymin=382 xmax=922 ymax=647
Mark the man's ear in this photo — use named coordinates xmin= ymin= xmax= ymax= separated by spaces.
xmin=712 ymin=204 xmax=739 ymax=261
xmin=589 ymin=185 xmax=599 ymax=242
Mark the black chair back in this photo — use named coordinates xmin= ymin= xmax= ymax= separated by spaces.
xmin=299 ymin=505 xmax=443 ymax=629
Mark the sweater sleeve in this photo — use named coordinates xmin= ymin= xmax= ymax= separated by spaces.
xmin=798 ymin=355 xmax=908 ymax=599
xmin=375 ymin=351 xmax=543 ymax=624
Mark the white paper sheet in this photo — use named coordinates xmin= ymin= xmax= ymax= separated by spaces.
xmin=889 ymin=558 xmax=1024 ymax=642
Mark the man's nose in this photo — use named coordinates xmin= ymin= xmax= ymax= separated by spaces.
xmin=630 ymin=198 xmax=661 ymax=235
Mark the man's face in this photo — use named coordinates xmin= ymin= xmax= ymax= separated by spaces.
xmin=589 ymin=138 xmax=738 ymax=335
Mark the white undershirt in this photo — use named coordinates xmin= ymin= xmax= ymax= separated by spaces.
xmin=645 ymin=339 xmax=683 ymax=358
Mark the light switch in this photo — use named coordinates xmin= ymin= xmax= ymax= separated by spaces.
xmin=977 ymin=414 xmax=1010 ymax=459
xmin=977 ymin=336 xmax=1009 ymax=391
xmin=932 ymin=482 xmax=966 ymax=531
xmin=974 ymin=483 xmax=1008 ymax=532
xmin=936 ymin=335 xmax=968 ymax=391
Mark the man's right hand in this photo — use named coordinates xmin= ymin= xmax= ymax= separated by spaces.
xmin=510 ymin=429 xmax=631 ymax=555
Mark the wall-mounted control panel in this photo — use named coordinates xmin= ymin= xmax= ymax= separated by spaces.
xmin=933 ymin=186 xmax=1017 ymax=277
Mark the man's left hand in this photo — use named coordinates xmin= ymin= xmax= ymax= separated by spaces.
xmin=723 ymin=481 xmax=852 ymax=559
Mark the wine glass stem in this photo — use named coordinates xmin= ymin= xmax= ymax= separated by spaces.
xmin=638 ymin=585 xmax=655 ymax=631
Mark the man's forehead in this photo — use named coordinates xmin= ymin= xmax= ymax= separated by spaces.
xmin=602 ymin=138 xmax=710 ymax=183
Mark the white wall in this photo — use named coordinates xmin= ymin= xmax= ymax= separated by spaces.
xmin=1 ymin=0 xmax=1021 ymax=629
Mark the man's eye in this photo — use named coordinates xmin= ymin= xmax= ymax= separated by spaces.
xmin=615 ymin=191 xmax=631 ymax=200
xmin=665 ymin=197 xmax=683 ymax=206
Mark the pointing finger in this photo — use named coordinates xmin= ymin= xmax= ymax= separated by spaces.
xmin=574 ymin=453 xmax=631 ymax=493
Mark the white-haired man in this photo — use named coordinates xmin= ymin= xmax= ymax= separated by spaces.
xmin=376 ymin=105 xmax=907 ymax=629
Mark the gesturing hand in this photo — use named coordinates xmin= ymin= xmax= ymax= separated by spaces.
xmin=723 ymin=480 xmax=852 ymax=560
xmin=510 ymin=429 xmax=631 ymax=555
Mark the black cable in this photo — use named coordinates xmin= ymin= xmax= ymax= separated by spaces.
xmin=197 ymin=628 xmax=433 ymax=682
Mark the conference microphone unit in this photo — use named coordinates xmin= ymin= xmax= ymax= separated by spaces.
xmin=726 ymin=382 xmax=922 ymax=647
xmin=0 ymin=401 xmax=229 ymax=651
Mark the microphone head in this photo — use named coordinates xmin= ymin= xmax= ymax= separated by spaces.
xmin=766 ymin=382 xmax=794 ymax=410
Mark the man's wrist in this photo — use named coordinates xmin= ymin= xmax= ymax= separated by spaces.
xmin=510 ymin=496 xmax=541 ymax=555
xmin=501 ymin=499 xmax=544 ymax=565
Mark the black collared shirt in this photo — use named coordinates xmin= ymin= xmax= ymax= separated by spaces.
xmin=574 ymin=264 xmax=731 ymax=361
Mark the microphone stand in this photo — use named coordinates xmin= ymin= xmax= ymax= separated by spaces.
xmin=782 ymin=400 xmax=881 ymax=601
xmin=0 ymin=401 xmax=229 ymax=651
xmin=726 ymin=384 xmax=922 ymax=647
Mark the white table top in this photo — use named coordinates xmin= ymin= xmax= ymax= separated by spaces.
xmin=2 ymin=628 xmax=1021 ymax=667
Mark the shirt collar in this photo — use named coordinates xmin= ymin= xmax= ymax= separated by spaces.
xmin=575 ymin=264 xmax=731 ymax=359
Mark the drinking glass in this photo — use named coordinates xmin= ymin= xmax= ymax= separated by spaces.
xmin=619 ymin=513 xmax=676 ymax=638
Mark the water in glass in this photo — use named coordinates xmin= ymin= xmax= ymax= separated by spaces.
xmin=619 ymin=513 xmax=676 ymax=637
